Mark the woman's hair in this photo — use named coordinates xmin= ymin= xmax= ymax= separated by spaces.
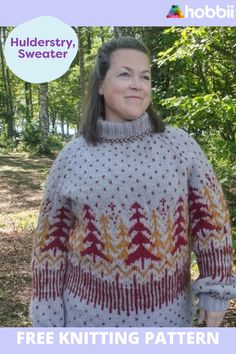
xmin=80 ymin=36 xmax=165 ymax=145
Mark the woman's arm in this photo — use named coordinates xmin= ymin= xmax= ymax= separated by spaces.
xmin=185 ymin=133 xmax=236 ymax=325
xmin=30 ymin=141 xmax=76 ymax=326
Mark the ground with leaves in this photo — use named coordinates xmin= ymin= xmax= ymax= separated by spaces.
xmin=0 ymin=153 xmax=235 ymax=327
xmin=0 ymin=153 xmax=53 ymax=326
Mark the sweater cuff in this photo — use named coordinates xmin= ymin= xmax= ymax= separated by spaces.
xmin=199 ymin=294 xmax=229 ymax=312
xmin=29 ymin=298 xmax=65 ymax=327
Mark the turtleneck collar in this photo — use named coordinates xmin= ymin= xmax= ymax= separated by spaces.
xmin=97 ymin=112 xmax=153 ymax=142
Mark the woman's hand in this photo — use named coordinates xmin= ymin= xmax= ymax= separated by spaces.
xmin=198 ymin=309 xmax=226 ymax=327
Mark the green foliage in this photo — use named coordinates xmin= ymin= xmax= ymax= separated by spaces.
xmin=20 ymin=125 xmax=41 ymax=146
xmin=199 ymin=134 xmax=236 ymax=231
xmin=48 ymin=70 xmax=79 ymax=128
xmin=40 ymin=133 xmax=68 ymax=154
xmin=34 ymin=133 xmax=68 ymax=156
xmin=160 ymin=94 xmax=236 ymax=141
xmin=0 ymin=129 xmax=20 ymax=151
xmin=0 ymin=130 xmax=67 ymax=157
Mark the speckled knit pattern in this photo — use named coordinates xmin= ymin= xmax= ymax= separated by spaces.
xmin=30 ymin=113 xmax=236 ymax=327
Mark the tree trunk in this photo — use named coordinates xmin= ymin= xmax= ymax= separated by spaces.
xmin=61 ymin=118 xmax=65 ymax=136
xmin=39 ymin=82 xmax=49 ymax=149
xmin=25 ymin=82 xmax=33 ymax=123
xmin=0 ymin=27 xmax=14 ymax=137
xmin=86 ymin=27 xmax=92 ymax=52
xmin=51 ymin=113 xmax=56 ymax=133
xmin=100 ymin=27 xmax=105 ymax=43
xmin=29 ymin=83 xmax=33 ymax=118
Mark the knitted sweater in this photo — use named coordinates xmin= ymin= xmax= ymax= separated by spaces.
xmin=30 ymin=112 xmax=236 ymax=327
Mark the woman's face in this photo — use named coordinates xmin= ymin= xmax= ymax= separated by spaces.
xmin=99 ymin=49 xmax=152 ymax=122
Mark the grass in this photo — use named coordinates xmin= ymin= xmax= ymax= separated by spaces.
xmin=0 ymin=209 xmax=38 ymax=235
xmin=0 ymin=152 xmax=54 ymax=327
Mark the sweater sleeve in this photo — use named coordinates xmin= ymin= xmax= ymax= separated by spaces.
xmin=29 ymin=141 xmax=76 ymax=326
xmin=185 ymin=133 xmax=236 ymax=312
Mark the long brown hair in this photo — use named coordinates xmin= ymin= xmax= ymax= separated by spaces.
xmin=80 ymin=36 xmax=165 ymax=145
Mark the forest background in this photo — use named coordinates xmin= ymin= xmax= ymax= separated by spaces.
xmin=0 ymin=26 xmax=235 ymax=326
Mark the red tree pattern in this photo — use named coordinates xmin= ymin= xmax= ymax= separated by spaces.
xmin=41 ymin=206 xmax=71 ymax=256
xmin=126 ymin=202 xmax=160 ymax=269
xmin=81 ymin=204 xmax=108 ymax=262
xmin=172 ymin=196 xmax=188 ymax=255
xmin=189 ymin=186 xmax=217 ymax=238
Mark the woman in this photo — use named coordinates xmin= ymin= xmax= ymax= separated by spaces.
xmin=30 ymin=36 xmax=235 ymax=327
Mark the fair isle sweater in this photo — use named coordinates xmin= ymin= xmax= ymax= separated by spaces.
xmin=30 ymin=112 xmax=236 ymax=327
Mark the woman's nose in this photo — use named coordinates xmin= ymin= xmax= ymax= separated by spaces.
xmin=129 ymin=77 xmax=142 ymax=90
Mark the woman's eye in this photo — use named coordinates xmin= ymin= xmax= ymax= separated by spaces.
xmin=142 ymin=75 xmax=150 ymax=81
xmin=119 ymin=72 xmax=129 ymax=77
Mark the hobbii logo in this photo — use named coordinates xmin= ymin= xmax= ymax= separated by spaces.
xmin=185 ymin=4 xmax=234 ymax=19
xmin=166 ymin=4 xmax=235 ymax=19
